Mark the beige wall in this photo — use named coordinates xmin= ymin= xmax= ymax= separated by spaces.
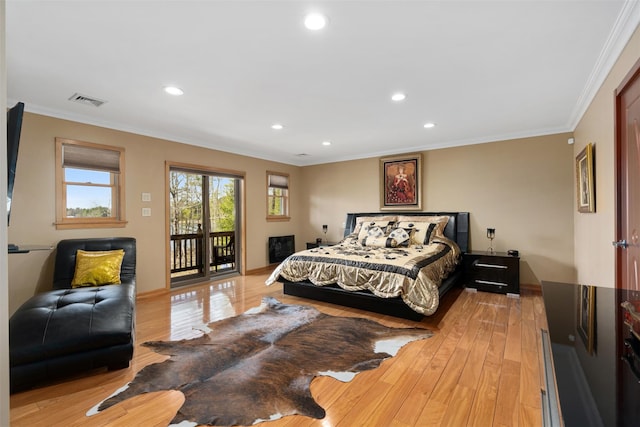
xmin=569 ymin=23 xmax=640 ymax=425
xmin=8 ymin=113 xmax=303 ymax=314
xmin=301 ymin=133 xmax=576 ymax=286
xmin=8 ymin=112 xmax=577 ymax=316
xmin=573 ymin=24 xmax=640 ymax=288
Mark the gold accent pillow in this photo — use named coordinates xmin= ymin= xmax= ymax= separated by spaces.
xmin=71 ymin=249 xmax=125 ymax=288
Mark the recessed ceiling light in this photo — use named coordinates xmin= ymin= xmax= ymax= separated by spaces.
xmin=164 ymin=86 xmax=184 ymax=96
xmin=271 ymin=124 xmax=284 ymax=130
xmin=304 ymin=13 xmax=327 ymax=30
xmin=391 ymin=93 xmax=406 ymax=102
xmin=423 ymin=122 xmax=436 ymax=129
xmin=322 ymin=141 xmax=331 ymax=146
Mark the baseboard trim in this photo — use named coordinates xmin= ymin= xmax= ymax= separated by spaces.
xmin=137 ymin=288 xmax=170 ymax=300
xmin=521 ymin=283 xmax=542 ymax=294
xmin=246 ymin=265 xmax=277 ymax=276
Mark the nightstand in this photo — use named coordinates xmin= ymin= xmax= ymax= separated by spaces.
xmin=306 ymin=241 xmax=337 ymax=249
xmin=463 ymin=251 xmax=520 ymax=295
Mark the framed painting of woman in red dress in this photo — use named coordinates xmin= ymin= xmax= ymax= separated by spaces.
xmin=380 ymin=153 xmax=422 ymax=211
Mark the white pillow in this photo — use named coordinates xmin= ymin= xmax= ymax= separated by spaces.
xmin=357 ymin=222 xmax=389 ymax=241
xmin=352 ymin=216 xmax=397 ymax=235
xmin=388 ymin=227 xmax=410 ymax=245
xmin=367 ymin=226 xmax=385 ymax=238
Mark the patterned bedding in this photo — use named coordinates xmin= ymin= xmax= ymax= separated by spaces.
xmin=265 ymin=236 xmax=461 ymax=315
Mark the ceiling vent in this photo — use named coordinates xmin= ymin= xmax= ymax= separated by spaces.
xmin=68 ymin=93 xmax=106 ymax=107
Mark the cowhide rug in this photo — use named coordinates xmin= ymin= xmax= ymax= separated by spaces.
xmin=88 ymin=297 xmax=432 ymax=426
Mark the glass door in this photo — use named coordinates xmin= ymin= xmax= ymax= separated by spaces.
xmin=208 ymin=176 xmax=238 ymax=275
xmin=169 ymin=168 xmax=240 ymax=287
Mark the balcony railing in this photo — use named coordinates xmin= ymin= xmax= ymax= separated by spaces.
xmin=170 ymin=230 xmax=235 ymax=276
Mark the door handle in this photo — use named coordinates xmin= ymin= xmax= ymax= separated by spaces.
xmin=613 ymin=240 xmax=629 ymax=248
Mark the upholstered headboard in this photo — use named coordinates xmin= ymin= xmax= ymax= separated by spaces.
xmin=344 ymin=212 xmax=469 ymax=253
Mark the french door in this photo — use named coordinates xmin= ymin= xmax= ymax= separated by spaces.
xmin=168 ymin=165 xmax=242 ymax=287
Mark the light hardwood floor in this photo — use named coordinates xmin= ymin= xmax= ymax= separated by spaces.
xmin=9 ymin=273 xmax=548 ymax=427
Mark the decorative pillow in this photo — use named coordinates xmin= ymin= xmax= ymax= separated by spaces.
xmin=367 ymin=226 xmax=385 ymax=238
xmin=426 ymin=216 xmax=450 ymax=240
xmin=71 ymin=249 xmax=125 ymax=288
xmin=395 ymin=221 xmax=440 ymax=245
xmin=361 ymin=235 xmax=398 ymax=248
xmin=340 ymin=233 xmax=361 ymax=246
xmin=352 ymin=216 xmax=397 ymax=235
xmin=357 ymin=222 xmax=393 ymax=241
xmin=396 ymin=215 xmax=450 ymax=244
xmin=388 ymin=227 xmax=410 ymax=246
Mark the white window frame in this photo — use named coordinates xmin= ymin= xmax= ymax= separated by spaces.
xmin=55 ymin=138 xmax=126 ymax=229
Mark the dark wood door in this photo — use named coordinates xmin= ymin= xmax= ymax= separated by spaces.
xmin=615 ymin=56 xmax=640 ymax=426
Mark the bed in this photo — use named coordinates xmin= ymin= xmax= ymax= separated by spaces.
xmin=266 ymin=212 xmax=469 ymax=320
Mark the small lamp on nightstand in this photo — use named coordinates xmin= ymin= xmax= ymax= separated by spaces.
xmin=487 ymin=228 xmax=495 ymax=254
xmin=322 ymin=224 xmax=328 ymax=242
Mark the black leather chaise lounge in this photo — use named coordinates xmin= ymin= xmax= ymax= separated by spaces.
xmin=9 ymin=237 xmax=136 ymax=393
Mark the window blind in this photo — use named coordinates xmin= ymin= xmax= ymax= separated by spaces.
xmin=268 ymin=174 xmax=288 ymax=189
xmin=171 ymin=166 xmax=243 ymax=180
xmin=62 ymin=143 xmax=121 ymax=173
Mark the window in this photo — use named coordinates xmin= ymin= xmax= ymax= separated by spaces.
xmin=55 ymin=138 xmax=126 ymax=229
xmin=267 ymin=171 xmax=289 ymax=221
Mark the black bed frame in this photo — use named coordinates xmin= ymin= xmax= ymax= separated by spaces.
xmin=281 ymin=212 xmax=470 ymax=321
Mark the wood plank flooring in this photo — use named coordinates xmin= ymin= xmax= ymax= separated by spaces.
xmin=9 ymin=273 xmax=549 ymax=427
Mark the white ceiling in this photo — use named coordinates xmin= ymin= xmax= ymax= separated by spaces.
xmin=6 ymin=1 xmax=640 ymax=166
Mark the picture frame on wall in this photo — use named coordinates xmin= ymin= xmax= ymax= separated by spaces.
xmin=576 ymin=143 xmax=595 ymax=213
xmin=380 ymin=153 xmax=422 ymax=211
xmin=577 ymin=284 xmax=596 ymax=355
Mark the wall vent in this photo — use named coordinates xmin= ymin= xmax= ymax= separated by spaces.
xmin=68 ymin=93 xmax=106 ymax=107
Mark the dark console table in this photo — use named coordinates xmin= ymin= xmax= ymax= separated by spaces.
xmin=8 ymin=244 xmax=53 ymax=254
xmin=540 ymin=281 xmax=640 ymax=426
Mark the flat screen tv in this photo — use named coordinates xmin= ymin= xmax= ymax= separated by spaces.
xmin=7 ymin=102 xmax=25 ymax=226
